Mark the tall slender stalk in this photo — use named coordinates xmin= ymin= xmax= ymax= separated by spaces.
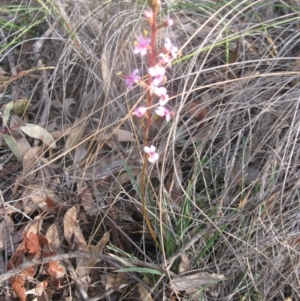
xmin=140 ymin=4 xmax=161 ymax=251
xmin=124 ymin=0 xmax=177 ymax=251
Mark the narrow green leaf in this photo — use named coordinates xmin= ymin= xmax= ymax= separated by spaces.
xmin=2 ymin=134 xmax=23 ymax=161
xmin=115 ymin=267 xmax=163 ymax=276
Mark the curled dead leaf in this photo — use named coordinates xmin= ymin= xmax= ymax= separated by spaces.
xmin=63 ymin=206 xmax=87 ymax=248
xmin=22 ymin=146 xmax=42 ymax=176
xmin=25 ymin=280 xmax=49 ymax=297
xmin=47 ymin=261 xmax=66 ymax=279
xmin=45 ymin=223 xmax=60 ymax=252
xmin=11 ymin=276 xmax=26 ymax=301
xmin=20 ymin=124 xmax=57 ymax=148
xmin=137 ymin=283 xmax=153 ymax=301
xmin=87 ymin=232 xmax=110 ymax=267
xmin=178 ymin=253 xmax=190 ymax=274
xmin=172 ymin=272 xmax=225 ymax=292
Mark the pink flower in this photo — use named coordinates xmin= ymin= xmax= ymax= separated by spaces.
xmin=133 ymin=36 xmax=151 ymax=56
xmin=155 ymin=106 xmax=171 ymax=121
xmin=149 ymin=65 xmax=166 ymax=86
xmin=144 ymin=10 xmax=153 ymax=22
xmin=152 ymin=86 xmax=169 ymax=106
xmin=164 ymin=38 xmax=178 ymax=59
xmin=159 ymin=53 xmax=172 ymax=67
xmin=165 ymin=18 xmax=173 ymax=27
xmin=144 ymin=145 xmax=159 ymax=163
xmin=132 ymin=106 xmax=147 ymax=118
xmin=125 ymin=69 xmax=140 ymax=88
xmin=149 ymin=65 xmax=165 ymax=77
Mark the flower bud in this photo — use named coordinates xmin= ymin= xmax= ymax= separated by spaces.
xmin=147 ymin=0 xmax=161 ymax=12
xmin=165 ymin=18 xmax=173 ymax=27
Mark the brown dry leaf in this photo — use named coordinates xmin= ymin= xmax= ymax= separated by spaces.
xmin=64 ymin=111 xmax=88 ymax=152
xmin=10 ymin=276 xmax=26 ymax=301
xmin=45 ymin=223 xmax=60 ymax=252
xmin=102 ymin=128 xmax=135 ymax=142
xmin=22 ymin=146 xmax=42 ymax=176
xmin=172 ymin=272 xmax=225 ymax=292
xmin=115 ymin=272 xmax=128 ymax=293
xmin=178 ymin=253 xmax=190 ymax=274
xmin=7 ymin=238 xmax=26 ymax=270
xmin=25 ymin=231 xmax=42 ymax=255
xmin=79 ymin=183 xmax=99 ymax=216
xmin=137 ymin=283 xmax=154 ymax=301
xmin=23 ymin=218 xmax=43 ymax=255
xmin=25 ymin=279 xmax=49 ymax=297
xmin=47 ymin=261 xmax=66 ymax=279
xmin=87 ymin=232 xmax=110 ymax=267
xmin=100 ymin=274 xmax=117 ymax=290
xmin=99 ymin=271 xmax=127 ymax=292
xmin=238 ymin=189 xmax=252 ymax=210
xmin=21 ymin=185 xmax=64 ymax=214
xmin=63 ymin=206 xmax=87 ymax=248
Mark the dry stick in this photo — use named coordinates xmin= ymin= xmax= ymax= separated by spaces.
xmin=32 ymin=21 xmax=57 ymax=128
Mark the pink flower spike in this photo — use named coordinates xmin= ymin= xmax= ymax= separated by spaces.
xmin=152 ymin=86 xmax=169 ymax=105
xmin=164 ymin=38 xmax=178 ymax=59
xmin=132 ymin=106 xmax=147 ymax=118
xmin=133 ymin=36 xmax=150 ymax=56
xmin=159 ymin=94 xmax=169 ymax=106
xmin=149 ymin=65 xmax=166 ymax=86
xmin=149 ymin=65 xmax=165 ymax=77
xmin=125 ymin=69 xmax=141 ymax=88
xmin=155 ymin=106 xmax=171 ymax=121
xmin=144 ymin=145 xmax=159 ymax=163
xmin=159 ymin=53 xmax=172 ymax=67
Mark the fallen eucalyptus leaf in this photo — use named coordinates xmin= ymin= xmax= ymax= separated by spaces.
xmin=20 ymin=124 xmax=56 ymax=148
xmin=2 ymin=99 xmax=30 ymax=126
xmin=172 ymin=272 xmax=225 ymax=292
